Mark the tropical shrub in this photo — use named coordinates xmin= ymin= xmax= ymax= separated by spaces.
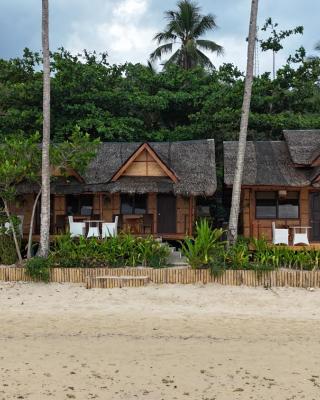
xmin=181 ymin=220 xmax=225 ymax=269
xmin=0 ymin=234 xmax=17 ymax=265
xmin=0 ymin=214 xmax=22 ymax=264
xmin=25 ymin=257 xmax=51 ymax=282
xmin=224 ymin=237 xmax=251 ymax=269
xmin=49 ymin=233 xmax=170 ymax=268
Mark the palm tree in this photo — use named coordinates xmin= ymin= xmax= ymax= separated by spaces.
xmin=227 ymin=0 xmax=259 ymax=245
xmin=150 ymin=0 xmax=223 ymax=69
xmin=38 ymin=0 xmax=51 ymax=257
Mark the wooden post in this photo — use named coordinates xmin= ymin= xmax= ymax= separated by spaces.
xmin=99 ymin=193 xmax=103 ymax=219
xmin=188 ymin=196 xmax=193 ymax=235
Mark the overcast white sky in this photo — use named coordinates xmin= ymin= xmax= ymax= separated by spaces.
xmin=0 ymin=0 xmax=319 ymax=74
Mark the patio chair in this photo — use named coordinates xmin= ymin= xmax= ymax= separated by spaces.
xmin=68 ymin=216 xmax=85 ymax=238
xmin=293 ymin=227 xmax=309 ymax=246
xmin=272 ymin=222 xmax=289 ymax=245
xmin=101 ymin=216 xmax=118 ymax=238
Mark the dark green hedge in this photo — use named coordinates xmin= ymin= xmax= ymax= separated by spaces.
xmin=0 ymin=234 xmax=17 ymax=265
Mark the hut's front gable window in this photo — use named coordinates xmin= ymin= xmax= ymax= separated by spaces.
xmin=255 ymin=191 xmax=299 ymax=219
xmin=121 ymin=194 xmax=147 ymax=214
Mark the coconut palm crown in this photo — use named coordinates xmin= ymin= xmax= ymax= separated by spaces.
xmin=150 ymin=0 xmax=223 ymax=69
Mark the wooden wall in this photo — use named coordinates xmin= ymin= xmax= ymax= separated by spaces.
xmin=176 ymin=195 xmax=191 ymax=235
xmin=148 ymin=193 xmax=157 ymax=233
xmin=9 ymin=192 xmax=196 ymax=238
xmin=9 ymin=194 xmax=34 ymax=236
xmin=242 ymin=187 xmax=310 ymax=241
xmin=123 ymin=150 xmax=167 ymax=177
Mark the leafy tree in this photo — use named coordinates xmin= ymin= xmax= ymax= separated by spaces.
xmin=260 ymin=17 xmax=304 ymax=79
xmin=150 ymin=0 xmax=223 ymax=69
xmin=0 ymin=134 xmax=40 ymax=263
xmin=26 ymin=127 xmax=100 ymax=258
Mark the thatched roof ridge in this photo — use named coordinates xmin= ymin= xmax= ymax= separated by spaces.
xmin=284 ymin=130 xmax=320 ymax=165
xmin=18 ymin=140 xmax=217 ymax=196
xmin=224 ymin=141 xmax=310 ymax=187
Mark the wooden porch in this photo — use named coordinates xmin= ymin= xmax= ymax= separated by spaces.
xmin=13 ymin=192 xmax=196 ymax=241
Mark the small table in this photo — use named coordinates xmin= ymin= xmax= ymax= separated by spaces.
xmin=85 ymin=220 xmax=104 ymax=238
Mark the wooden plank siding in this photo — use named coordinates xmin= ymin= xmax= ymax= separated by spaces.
xmin=242 ymin=186 xmax=313 ymax=242
xmin=9 ymin=194 xmax=34 ymax=236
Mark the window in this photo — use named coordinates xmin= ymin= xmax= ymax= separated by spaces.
xmin=255 ymin=191 xmax=299 ymax=219
xmin=278 ymin=192 xmax=299 ymax=219
xmin=121 ymin=194 xmax=147 ymax=214
xmin=66 ymin=195 xmax=93 ymax=216
xmin=256 ymin=192 xmax=277 ymax=219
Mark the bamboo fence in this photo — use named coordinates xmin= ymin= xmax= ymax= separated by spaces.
xmin=0 ymin=267 xmax=320 ymax=288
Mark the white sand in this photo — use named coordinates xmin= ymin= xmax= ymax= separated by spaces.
xmin=0 ymin=282 xmax=320 ymax=400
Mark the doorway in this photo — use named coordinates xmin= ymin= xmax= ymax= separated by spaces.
xmin=157 ymin=194 xmax=176 ymax=234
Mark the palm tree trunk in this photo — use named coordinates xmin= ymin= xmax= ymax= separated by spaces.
xmin=38 ymin=0 xmax=51 ymax=257
xmin=2 ymin=198 xmax=23 ymax=264
xmin=27 ymin=189 xmax=42 ymax=259
xmin=227 ymin=0 xmax=259 ymax=245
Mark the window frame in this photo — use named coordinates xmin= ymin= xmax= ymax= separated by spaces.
xmin=66 ymin=194 xmax=93 ymax=216
xmin=255 ymin=191 xmax=300 ymax=220
xmin=120 ymin=194 xmax=148 ymax=215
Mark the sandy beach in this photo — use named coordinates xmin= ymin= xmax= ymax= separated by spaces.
xmin=0 ymin=282 xmax=320 ymax=400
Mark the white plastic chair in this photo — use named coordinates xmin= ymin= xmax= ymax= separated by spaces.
xmin=101 ymin=216 xmax=118 ymax=238
xmin=68 ymin=216 xmax=85 ymax=238
xmin=293 ymin=227 xmax=309 ymax=246
xmin=272 ymin=222 xmax=289 ymax=245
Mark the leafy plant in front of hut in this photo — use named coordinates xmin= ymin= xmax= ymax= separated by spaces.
xmin=224 ymin=237 xmax=251 ymax=269
xmin=181 ymin=220 xmax=225 ymax=269
xmin=49 ymin=233 xmax=170 ymax=268
xmin=25 ymin=257 xmax=51 ymax=282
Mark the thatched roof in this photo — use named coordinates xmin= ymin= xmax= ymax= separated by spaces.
xmin=284 ymin=130 xmax=320 ymax=165
xmin=19 ymin=140 xmax=217 ymax=196
xmin=224 ymin=141 xmax=310 ymax=187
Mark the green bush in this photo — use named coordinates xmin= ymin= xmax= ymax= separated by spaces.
xmin=181 ymin=220 xmax=225 ymax=269
xmin=25 ymin=257 xmax=51 ymax=282
xmin=49 ymin=233 xmax=170 ymax=268
xmin=224 ymin=237 xmax=251 ymax=269
xmin=0 ymin=234 xmax=17 ymax=265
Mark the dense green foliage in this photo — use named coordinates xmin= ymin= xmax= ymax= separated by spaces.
xmin=1 ymin=48 xmax=320 ymax=151
xmin=181 ymin=222 xmax=320 ymax=271
xmin=49 ymin=234 xmax=170 ymax=268
xmin=0 ymin=234 xmax=17 ymax=265
xmin=181 ymin=220 xmax=225 ymax=269
xmin=25 ymin=257 xmax=51 ymax=282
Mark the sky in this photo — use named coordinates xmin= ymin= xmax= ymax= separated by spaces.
xmin=0 ymin=0 xmax=319 ymax=74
